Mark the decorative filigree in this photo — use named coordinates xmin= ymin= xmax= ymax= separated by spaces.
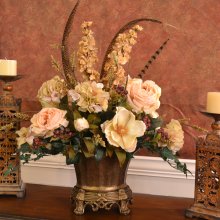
xmin=0 ymin=109 xmax=20 ymax=185
xmin=186 ymin=125 xmax=220 ymax=219
xmin=195 ymin=145 xmax=220 ymax=208
xmin=0 ymin=79 xmax=25 ymax=198
xmin=71 ymin=185 xmax=132 ymax=215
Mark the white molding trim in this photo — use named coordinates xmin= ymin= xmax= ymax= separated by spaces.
xmin=21 ymin=155 xmax=196 ymax=198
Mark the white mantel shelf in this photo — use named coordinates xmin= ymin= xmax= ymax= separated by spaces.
xmin=21 ymin=155 xmax=196 ymax=198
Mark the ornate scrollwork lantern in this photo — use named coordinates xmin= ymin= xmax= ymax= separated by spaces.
xmin=0 ymin=76 xmax=25 ymax=198
xmin=186 ymin=112 xmax=220 ymax=219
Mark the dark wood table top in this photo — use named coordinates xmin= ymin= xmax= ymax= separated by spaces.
xmin=0 ymin=184 xmax=195 ymax=220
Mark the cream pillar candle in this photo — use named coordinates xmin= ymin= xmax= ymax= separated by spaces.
xmin=0 ymin=59 xmax=17 ymax=76
xmin=206 ymin=92 xmax=220 ymax=114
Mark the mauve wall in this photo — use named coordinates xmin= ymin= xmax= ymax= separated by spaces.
xmin=0 ymin=0 xmax=219 ymax=159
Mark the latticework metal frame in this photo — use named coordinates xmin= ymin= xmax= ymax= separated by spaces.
xmin=0 ymin=78 xmax=25 ymax=198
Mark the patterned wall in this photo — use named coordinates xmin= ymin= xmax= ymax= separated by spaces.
xmin=0 ymin=0 xmax=220 ymax=159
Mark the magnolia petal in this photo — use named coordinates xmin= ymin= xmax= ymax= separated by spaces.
xmin=106 ymin=132 xmax=120 ymax=147
xmin=111 ymin=130 xmax=123 ymax=146
xmin=113 ymin=107 xmax=134 ymax=129
xmin=127 ymin=120 xmax=146 ymax=137
xmin=121 ymin=135 xmax=137 ymax=152
xmin=101 ymin=121 xmax=120 ymax=147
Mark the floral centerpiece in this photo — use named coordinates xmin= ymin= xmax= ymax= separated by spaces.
xmin=16 ymin=0 xmax=190 ymax=215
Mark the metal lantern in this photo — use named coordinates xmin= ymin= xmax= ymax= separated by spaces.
xmin=186 ymin=112 xmax=220 ymax=220
xmin=0 ymin=76 xmax=25 ymax=198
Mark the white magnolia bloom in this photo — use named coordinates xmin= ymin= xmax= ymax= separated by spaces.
xmin=101 ymin=107 xmax=146 ymax=152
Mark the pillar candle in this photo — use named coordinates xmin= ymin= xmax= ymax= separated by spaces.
xmin=0 ymin=59 xmax=17 ymax=76
xmin=206 ymin=92 xmax=220 ymax=114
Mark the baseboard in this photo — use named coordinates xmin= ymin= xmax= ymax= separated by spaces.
xmin=21 ymin=155 xmax=196 ymax=198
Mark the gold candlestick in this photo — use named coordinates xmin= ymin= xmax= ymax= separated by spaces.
xmin=186 ymin=111 xmax=220 ymax=220
xmin=0 ymin=75 xmax=25 ymax=198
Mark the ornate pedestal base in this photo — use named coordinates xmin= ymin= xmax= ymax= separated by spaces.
xmin=186 ymin=206 xmax=220 ymax=220
xmin=185 ymin=112 xmax=220 ymax=220
xmin=71 ymin=185 xmax=132 ymax=215
xmin=0 ymin=181 xmax=25 ymax=198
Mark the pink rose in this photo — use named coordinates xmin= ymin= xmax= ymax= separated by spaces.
xmin=126 ymin=77 xmax=161 ymax=118
xmin=30 ymin=108 xmax=69 ymax=136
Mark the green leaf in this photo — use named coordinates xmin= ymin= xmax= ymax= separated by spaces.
xmin=150 ymin=117 xmax=163 ymax=130
xmin=95 ymin=148 xmax=105 ymax=161
xmin=83 ymin=150 xmax=94 ymax=158
xmin=51 ymin=142 xmax=64 ymax=155
xmin=89 ymin=124 xmax=99 ymax=130
xmin=71 ymin=137 xmax=80 ymax=151
xmin=83 ymin=138 xmax=95 ymax=154
xmin=115 ymin=150 xmax=126 ymax=167
xmin=66 ymin=151 xmax=80 ymax=165
xmin=106 ymin=147 xmax=114 ymax=158
xmin=73 ymin=109 xmax=82 ymax=120
xmin=20 ymin=153 xmax=31 ymax=163
xmin=87 ymin=114 xmax=101 ymax=124
xmin=126 ymin=152 xmax=134 ymax=160
xmin=3 ymin=169 xmax=11 ymax=176
xmin=160 ymin=147 xmax=176 ymax=161
xmin=3 ymin=164 xmax=17 ymax=176
xmin=19 ymin=143 xmax=31 ymax=153
xmin=66 ymin=147 xmax=76 ymax=164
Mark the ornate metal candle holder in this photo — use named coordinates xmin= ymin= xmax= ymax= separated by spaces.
xmin=0 ymin=75 xmax=25 ymax=198
xmin=186 ymin=111 xmax=220 ymax=219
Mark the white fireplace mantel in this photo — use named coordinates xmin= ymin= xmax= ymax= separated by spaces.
xmin=21 ymin=155 xmax=196 ymax=198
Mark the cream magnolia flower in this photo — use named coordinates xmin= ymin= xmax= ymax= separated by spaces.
xmin=74 ymin=118 xmax=89 ymax=132
xmin=74 ymin=81 xmax=109 ymax=113
xmin=30 ymin=108 xmax=68 ymax=137
xmin=126 ymin=77 xmax=161 ymax=117
xmin=37 ymin=76 xmax=67 ymax=108
xmin=101 ymin=107 xmax=146 ymax=152
xmin=164 ymin=119 xmax=184 ymax=154
xmin=16 ymin=127 xmax=34 ymax=148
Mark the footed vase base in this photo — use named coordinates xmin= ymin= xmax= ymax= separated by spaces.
xmin=71 ymin=185 xmax=132 ymax=215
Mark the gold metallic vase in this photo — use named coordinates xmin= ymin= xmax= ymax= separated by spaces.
xmin=71 ymin=154 xmax=132 ymax=215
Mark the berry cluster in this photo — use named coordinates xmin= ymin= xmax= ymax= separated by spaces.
xmin=156 ymin=128 xmax=169 ymax=141
xmin=142 ymin=116 xmax=151 ymax=130
xmin=114 ymin=85 xmax=128 ymax=96
xmin=53 ymin=127 xmax=74 ymax=139
xmin=33 ymin=137 xmax=45 ymax=148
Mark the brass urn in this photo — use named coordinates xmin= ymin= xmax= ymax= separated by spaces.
xmin=71 ymin=154 xmax=132 ymax=215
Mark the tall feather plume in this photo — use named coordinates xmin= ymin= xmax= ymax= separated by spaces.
xmin=100 ymin=18 xmax=162 ymax=79
xmin=61 ymin=0 xmax=80 ymax=88
xmin=138 ymin=38 xmax=169 ymax=78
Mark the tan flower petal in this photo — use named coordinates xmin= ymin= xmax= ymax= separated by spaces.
xmin=112 ymin=107 xmax=133 ymax=130
xmin=101 ymin=107 xmax=146 ymax=152
xmin=121 ymin=135 xmax=137 ymax=152
xmin=127 ymin=120 xmax=146 ymax=137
